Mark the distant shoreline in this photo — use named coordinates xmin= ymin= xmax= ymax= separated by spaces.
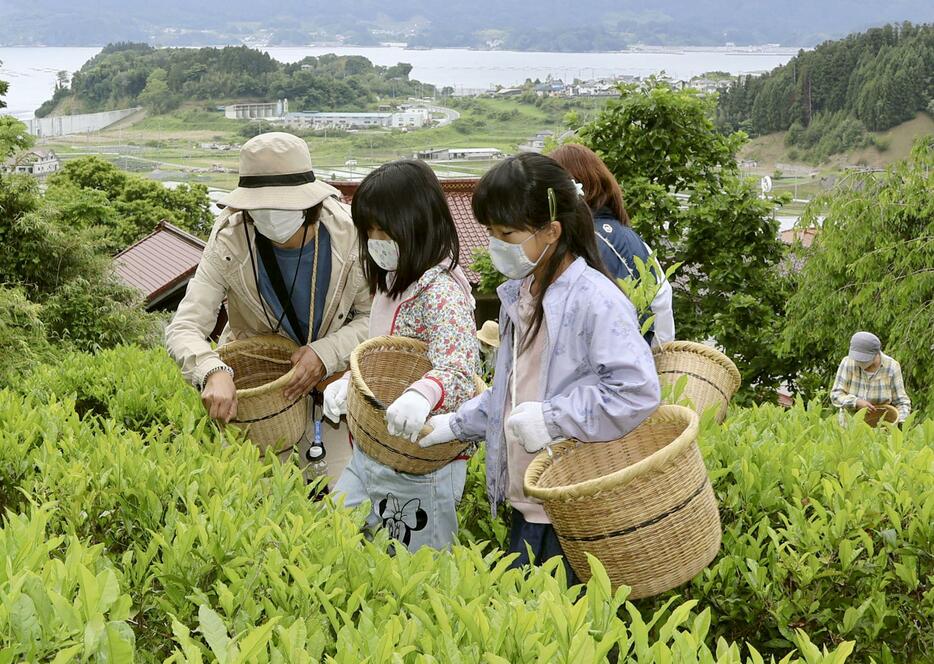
xmin=0 ymin=43 xmax=804 ymax=55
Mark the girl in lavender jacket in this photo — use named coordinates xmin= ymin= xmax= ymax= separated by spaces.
xmin=419 ymin=153 xmax=660 ymax=581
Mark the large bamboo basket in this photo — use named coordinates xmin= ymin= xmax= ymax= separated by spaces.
xmin=863 ymin=404 xmax=899 ymax=428
xmin=652 ymin=341 xmax=741 ymax=423
xmin=524 ymin=405 xmax=721 ymax=599
xmin=216 ymin=335 xmax=309 ymax=455
xmin=347 ymin=336 xmax=485 ymax=475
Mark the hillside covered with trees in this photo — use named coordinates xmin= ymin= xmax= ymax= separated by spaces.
xmin=37 ymin=43 xmax=432 ymax=117
xmin=716 ymin=23 xmax=933 ymax=159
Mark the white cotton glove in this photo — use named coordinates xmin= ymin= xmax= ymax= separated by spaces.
xmin=418 ymin=413 xmax=456 ymax=448
xmin=386 ymin=390 xmax=433 ymax=442
xmin=507 ymin=401 xmax=558 ymax=454
xmin=322 ymin=376 xmax=349 ymax=424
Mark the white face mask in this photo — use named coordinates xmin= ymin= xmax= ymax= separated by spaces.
xmin=488 ymin=229 xmax=548 ymax=280
xmin=249 ymin=209 xmax=305 ymax=244
xmin=367 ymin=238 xmax=400 ymax=271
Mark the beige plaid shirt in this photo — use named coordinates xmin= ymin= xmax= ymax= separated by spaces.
xmin=830 ymin=353 xmax=911 ymax=422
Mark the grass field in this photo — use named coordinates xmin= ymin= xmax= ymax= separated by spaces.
xmin=39 ymin=97 xmax=606 ymax=190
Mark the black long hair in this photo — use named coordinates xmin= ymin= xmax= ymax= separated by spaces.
xmin=472 ymin=152 xmax=608 ymax=348
xmin=351 ymin=160 xmax=460 ymax=298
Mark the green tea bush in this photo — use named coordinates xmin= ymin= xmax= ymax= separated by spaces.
xmin=0 ymin=347 xmax=856 ymax=663
xmin=638 ymin=404 xmax=934 ymax=663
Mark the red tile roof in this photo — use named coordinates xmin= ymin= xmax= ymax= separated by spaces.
xmin=113 ymin=221 xmax=206 ymax=305
xmin=330 ymin=179 xmax=485 ymax=284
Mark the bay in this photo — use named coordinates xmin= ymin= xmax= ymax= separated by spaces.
xmin=0 ymin=45 xmax=798 ymax=119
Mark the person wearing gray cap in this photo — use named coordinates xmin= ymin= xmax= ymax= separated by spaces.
xmin=830 ymin=331 xmax=911 ymax=424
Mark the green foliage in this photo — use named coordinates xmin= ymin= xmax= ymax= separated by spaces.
xmin=638 ymin=402 xmax=934 ymax=663
xmin=616 ymin=255 xmax=681 ymax=336
xmin=456 ymin=447 xmax=510 ymax=548
xmin=0 ymin=506 xmax=136 ymax=661
xmin=0 ymin=171 xmax=160 ymax=376
xmin=52 ymin=45 xmax=434 ymax=115
xmin=138 ymin=67 xmax=182 ymax=114
xmin=469 ymin=247 xmax=507 ymax=295
xmin=782 ymin=137 xmax=934 ymax=414
xmin=0 ymin=347 xmax=860 ymax=663
xmin=46 ymin=156 xmax=213 ymax=248
xmin=0 ymin=285 xmax=58 ymax=386
xmin=0 ymin=115 xmax=34 ymax=159
xmin=573 ymin=80 xmax=796 ymax=402
xmin=783 ymin=112 xmax=874 ymax=163
xmin=718 ymin=23 xmax=934 ymax=137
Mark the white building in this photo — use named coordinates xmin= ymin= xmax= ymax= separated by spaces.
xmin=281 ymin=109 xmax=430 ymax=130
xmin=225 ymin=99 xmax=288 ymax=120
xmin=390 ymin=108 xmax=430 ymax=129
xmin=9 ymin=150 xmax=61 ymax=178
xmin=415 ymin=147 xmax=504 ymax=161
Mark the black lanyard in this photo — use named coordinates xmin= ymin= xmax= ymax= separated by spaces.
xmin=244 ymin=220 xmax=312 ymax=343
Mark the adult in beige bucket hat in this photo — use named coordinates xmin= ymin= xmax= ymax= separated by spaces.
xmin=220 ymin=132 xmax=339 ymax=211
xmin=166 ymin=132 xmax=370 ymax=484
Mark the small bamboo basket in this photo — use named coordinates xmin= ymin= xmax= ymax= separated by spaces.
xmin=216 ymin=335 xmax=308 ymax=454
xmin=863 ymin=404 xmax=899 ymax=428
xmin=347 ymin=336 xmax=484 ymax=475
xmin=524 ymin=405 xmax=721 ymax=599
xmin=652 ymin=341 xmax=742 ymax=423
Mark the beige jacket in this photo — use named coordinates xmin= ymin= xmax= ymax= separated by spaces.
xmin=165 ymin=194 xmax=371 ymax=388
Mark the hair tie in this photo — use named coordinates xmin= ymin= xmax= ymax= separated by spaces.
xmin=572 ymin=179 xmax=585 ymax=198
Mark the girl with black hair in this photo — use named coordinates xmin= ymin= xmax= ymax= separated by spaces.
xmin=420 ymin=153 xmax=660 ymax=580
xmin=323 ymin=160 xmax=478 ymax=551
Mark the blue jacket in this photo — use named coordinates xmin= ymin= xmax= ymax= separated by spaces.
xmin=450 ymin=257 xmax=661 ymax=515
xmin=593 ymin=207 xmax=651 ymax=280
xmin=593 ymin=207 xmax=657 ymax=344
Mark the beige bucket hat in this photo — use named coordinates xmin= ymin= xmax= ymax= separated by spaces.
xmin=476 ymin=320 xmax=500 ymax=348
xmin=220 ymin=132 xmax=339 ymax=210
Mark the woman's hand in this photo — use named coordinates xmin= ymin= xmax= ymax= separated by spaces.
xmin=855 ymin=399 xmax=877 ymax=413
xmin=285 ymin=346 xmax=326 ymax=401
xmin=202 ymin=371 xmax=238 ymax=423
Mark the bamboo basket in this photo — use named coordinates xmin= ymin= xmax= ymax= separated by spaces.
xmin=524 ymin=405 xmax=721 ymax=599
xmin=863 ymin=404 xmax=899 ymax=428
xmin=652 ymin=341 xmax=741 ymax=423
xmin=347 ymin=336 xmax=484 ymax=475
xmin=216 ymin=335 xmax=309 ymax=454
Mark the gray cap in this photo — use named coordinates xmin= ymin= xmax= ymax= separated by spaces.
xmin=849 ymin=331 xmax=881 ymax=363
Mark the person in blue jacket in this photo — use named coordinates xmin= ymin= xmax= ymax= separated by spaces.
xmin=551 ymin=143 xmax=675 ymax=347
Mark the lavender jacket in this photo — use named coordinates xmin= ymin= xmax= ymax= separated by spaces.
xmin=450 ymin=257 xmax=661 ymax=514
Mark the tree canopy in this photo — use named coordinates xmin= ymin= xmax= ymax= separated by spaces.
xmin=783 ymin=137 xmax=934 ymax=414
xmin=572 ymin=80 xmax=795 ymax=403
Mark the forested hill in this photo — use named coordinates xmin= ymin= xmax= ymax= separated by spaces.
xmin=716 ymin=23 xmax=933 ymax=137
xmin=36 ymin=44 xmax=431 ymax=117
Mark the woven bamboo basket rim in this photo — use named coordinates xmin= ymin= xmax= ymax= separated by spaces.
xmin=349 ymin=335 xmax=429 ymax=402
xmin=653 ymin=341 xmax=741 ymax=394
xmin=866 ymin=404 xmax=899 ymax=423
xmin=349 ymin=335 xmax=485 ymax=440
xmin=524 ymin=405 xmax=699 ymax=501
xmin=217 ymin=334 xmax=299 ymax=399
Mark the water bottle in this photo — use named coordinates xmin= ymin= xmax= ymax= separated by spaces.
xmin=305 ymin=420 xmax=329 ymax=499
